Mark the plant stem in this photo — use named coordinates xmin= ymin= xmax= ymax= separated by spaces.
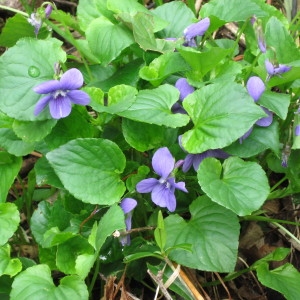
xmin=273 ymin=221 xmax=300 ymax=246
xmin=88 ymin=256 xmax=100 ymax=297
xmin=242 ymin=215 xmax=300 ymax=226
xmin=0 ymin=5 xmax=28 ymax=17
xmin=270 ymin=175 xmax=288 ymax=192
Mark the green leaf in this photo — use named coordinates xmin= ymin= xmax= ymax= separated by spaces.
xmin=56 ymin=236 xmax=95 ymax=279
xmin=10 ymin=264 xmax=88 ymax=300
xmin=86 ymin=17 xmax=135 ymax=65
xmin=35 ymin=156 xmax=63 ymax=188
xmin=0 ymin=129 xmax=35 ymax=156
xmin=0 ymin=244 xmax=22 ymax=277
xmin=0 ymin=38 xmax=66 ymax=121
xmin=132 ymin=12 xmax=159 ymax=51
xmin=154 ymin=211 xmax=166 ymax=251
xmin=31 ymin=200 xmax=73 ymax=247
xmin=139 ymin=52 xmax=191 ymax=86
xmin=165 ymin=196 xmax=240 ymax=272
xmin=200 ymin=0 xmax=268 ymax=22
xmin=257 ymin=263 xmax=300 ymax=300
xmin=265 ymin=17 xmax=300 ymax=64
xmin=89 ymin=59 xmax=143 ymax=92
xmin=95 ymin=205 xmax=125 ymax=251
xmin=181 ymin=82 xmax=266 ymax=153
xmin=122 ymin=119 xmax=177 ymax=152
xmin=12 ymin=119 xmax=57 ymax=143
xmin=77 ymin=0 xmax=114 ymax=31
xmin=119 ymin=84 xmax=190 ymax=128
xmin=253 ymin=247 xmax=290 ymax=267
xmin=153 ymin=1 xmax=195 ymax=38
xmin=258 ymin=91 xmax=290 ymax=120
xmin=198 ymin=157 xmax=270 ymax=216
xmin=0 ymin=153 xmax=22 ymax=203
xmin=0 ymin=14 xmax=49 ymax=47
xmin=107 ymin=0 xmax=167 ymax=32
xmin=90 ymin=85 xmax=138 ymax=114
xmin=178 ymin=47 xmax=231 ymax=78
xmin=0 ymin=203 xmax=20 ymax=245
xmin=44 ymin=107 xmax=95 ymax=149
xmin=46 ymin=138 xmax=126 ymax=205
xmin=224 ymin=121 xmax=280 ymax=158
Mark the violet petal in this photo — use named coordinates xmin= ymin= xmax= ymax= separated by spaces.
xmin=184 ymin=17 xmax=210 ymax=40
xmin=136 ymin=178 xmax=159 ymax=193
xmin=151 ymin=184 xmax=176 ymax=212
xmin=182 ymin=154 xmax=194 ymax=172
xmin=45 ymin=4 xmax=52 ymax=18
xmin=275 ymin=64 xmax=291 ymax=74
xmin=255 ymin=107 xmax=273 ymax=127
xmin=152 ymin=147 xmax=175 ymax=178
xmin=175 ymin=78 xmax=195 ymax=101
xmin=49 ymin=95 xmax=72 ymax=119
xmin=265 ymin=60 xmax=275 ymax=76
xmin=239 ymin=127 xmax=253 ymax=143
xmin=67 ymin=90 xmax=91 ymax=105
xmin=34 ymin=94 xmax=52 ymax=116
xmin=120 ymin=198 xmax=137 ymax=214
xmin=60 ymin=68 xmax=83 ymax=90
xmin=246 ymin=76 xmax=265 ymax=102
xmin=33 ymin=80 xmax=61 ymax=94
xmin=295 ymin=125 xmax=300 ymax=136
xmin=168 ymin=177 xmax=188 ymax=193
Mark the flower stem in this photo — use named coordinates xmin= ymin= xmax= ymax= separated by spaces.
xmin=0 ymin=5 xmax=28 ymax=17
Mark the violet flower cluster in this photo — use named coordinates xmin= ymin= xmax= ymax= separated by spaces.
xmin=240 ymin=76 xmax=273 ymax=142
xmin=136 ymin=147 xmax=187 ymax=212
xmin=33 ymin=68 xmax=90 ymax=119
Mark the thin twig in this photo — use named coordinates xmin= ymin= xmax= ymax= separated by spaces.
xmin=214 ymin=272 xmax=232 ymax=300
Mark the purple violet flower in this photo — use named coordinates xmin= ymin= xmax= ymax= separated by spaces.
xmin=257 ymin=31 xmax=267 ymax=53
xmin=246 ymin=76 xmax=273 ymax=125
xmin=183 ymin=150 xmax=230 ymax=172
xmin=240 ymin=76 xmax=273 ymax=142
xmin=45 ymin=4 xmax=53 ymax=19
xmin=28 ymin=13 xmax=42 ymax=36
xmin=178 ymin=136 xmax=229 ymax=172
xmin=120 ymin=198 xmax=137 ymax=246
xmin=33 ymin=68 xmax=90 ymax=119
xmin=183 ymin=17 xmax=210 ymax=47
xmin=136 ymin=147 xmax=187 ymax=212
xmin=265 ymin=59 xmax=291 ymax=79
xmin=251 ymin=16 xmax=267 ymax=53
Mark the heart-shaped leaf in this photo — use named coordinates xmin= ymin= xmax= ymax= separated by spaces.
xmin=10 ymin=264 xmax=88 ymax=300
xmin=198 ymin=157 xmax=270 ymax=216
xmin=181 ymin=82 xmax=266 ymax=153
xmin=46 ymin=138 xmax=126 ymax=205
xmin=119 ymin=84 xmax=190 ymax=128
xmin=165 ymin=196 xmax=240 ymax=272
